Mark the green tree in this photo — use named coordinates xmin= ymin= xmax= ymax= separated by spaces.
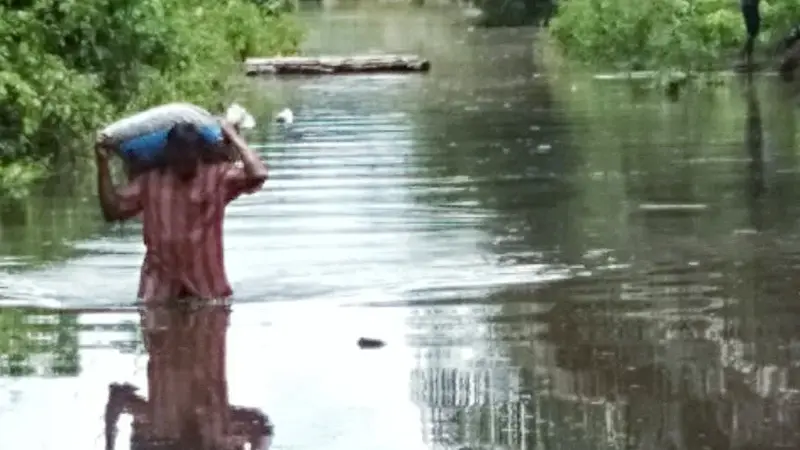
xmin=0 ymin=0 xmax=302 ymax=200
xmin=549 ymin=0 xmax=800 ymax=71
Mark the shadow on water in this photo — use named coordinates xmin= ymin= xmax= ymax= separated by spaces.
xmin=2 ymin=4 xmax=800 ymax=450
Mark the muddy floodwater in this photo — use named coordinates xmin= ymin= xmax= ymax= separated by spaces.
xmin=2 ymin=4 xmax=800 ymax=450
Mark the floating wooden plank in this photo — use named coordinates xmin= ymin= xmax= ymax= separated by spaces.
xmin=637 ymin=203 xmax=709 ymax=213
xmin=244 ymin=54 xmax=431 ymax=76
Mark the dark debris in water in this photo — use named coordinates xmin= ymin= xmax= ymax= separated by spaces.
xmin=357 ymin=337 xmax=385 ymax=349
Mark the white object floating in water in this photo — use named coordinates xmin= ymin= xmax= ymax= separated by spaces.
xmin=275 ymin=108 xmax=294 ymax=125
xmin=637 ymin=203 xmax=709 ymax=212
xmin=224 ymin=103 xmax=256 ymax=130
xmin=593 ymin=71 xmax=663 ymax=81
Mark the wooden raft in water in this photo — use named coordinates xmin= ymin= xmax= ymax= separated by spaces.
xmin=244 ymin=54 xmax=431 ymax=75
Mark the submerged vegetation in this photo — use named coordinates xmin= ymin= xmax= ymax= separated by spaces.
xmin=549 ymin=0 xmax=800 ymax=72
xmin=0 ymin=0 xmax=302 ymax=199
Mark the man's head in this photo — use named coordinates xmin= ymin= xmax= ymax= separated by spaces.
xmin=163 ymin=122 xmax=206 ymax=180
xmin=161 ymin=122 xmax=233 ymax=180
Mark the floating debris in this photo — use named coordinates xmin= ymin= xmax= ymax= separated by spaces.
xmin=357 ymin=337 xmax=386 ymax=349
xmin=275 ymin=108 xmax=294 ymax=125
xmin=637 ymin=203 xmax=709 ymax=213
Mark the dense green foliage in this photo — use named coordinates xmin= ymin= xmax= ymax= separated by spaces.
xmin=549 ymin=0 xmax=800 ymax=71
xmin=0 ymin=0 xmax=302 ymax=199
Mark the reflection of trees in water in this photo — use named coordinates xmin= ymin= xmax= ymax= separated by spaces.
xmin=0 ymin=191 xmax=101 ymax=270
xmin=494 ymin=236 xmax=800 ymax=449
xmin=461 ymin=77 xmax=800 ymax=448
xmin=741 ymin=76 xmax=800 ymax=235
xmin=619 ymin=79 xmax=800 ymax=244
xmin=409 ymin=27 xmax=582 ymax=267
xmin=409 ymin=38 xmax=800 ymax=270
xmin=404 ymin=28 xmax=583 ymax=448
xmin=404 ymin=20 xmax=800 ymax=450
xmin=408 ymin=306 xmax=532 ymax=449
xmin=0 ymin=308 xmax=141 ymax=377
xmin=410 ymin=365 xmax=529 ymax=448
xmin=471 ymin=0 xmax=555 ymax=27
xmin=0 ymin=308 xmax=80 ymax=376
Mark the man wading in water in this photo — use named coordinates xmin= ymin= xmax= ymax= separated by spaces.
xmin=96 ymin=121 xmax=270 ymax=450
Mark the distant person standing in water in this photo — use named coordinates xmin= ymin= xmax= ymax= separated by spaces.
xmin=96 ymin=121 xmax=269 ymax=449
xmin=740 ymin=0 xmax=761 ymax=67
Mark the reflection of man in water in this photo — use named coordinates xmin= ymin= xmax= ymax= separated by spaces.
xmin=104 ymin=304 xmax=273 ymax=450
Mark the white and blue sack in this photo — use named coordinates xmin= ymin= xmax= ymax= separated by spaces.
xmin=99 ymin=103 xmax=224 ymax=163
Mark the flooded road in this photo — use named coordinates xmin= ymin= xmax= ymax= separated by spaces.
xmin=3 ymin=5 xmax=800 ymax=450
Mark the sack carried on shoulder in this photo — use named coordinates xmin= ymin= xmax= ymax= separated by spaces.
xmin=99 ymin=103 xmax=223 ymax=163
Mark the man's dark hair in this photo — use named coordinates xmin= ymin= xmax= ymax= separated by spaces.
xmin=122 ymin=122 xmax=233 ymax=181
